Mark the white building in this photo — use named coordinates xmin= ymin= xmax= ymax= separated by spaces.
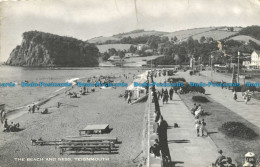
xmin=108 ymin=55 xmax=120 ymax=61
xmin=242 ymin=60 xmax=251 ymax=68
xmin=250 ymin=50 xmax=260 ymax=69
xmin=137 ymin=44 xmax=149 ymax=51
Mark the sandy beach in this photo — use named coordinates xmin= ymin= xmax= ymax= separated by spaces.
xmin=0 ymin=71 xmax=148 ymax=167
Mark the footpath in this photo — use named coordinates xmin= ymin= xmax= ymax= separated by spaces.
xmin=149 ymin=76 xmax=218 ymax=167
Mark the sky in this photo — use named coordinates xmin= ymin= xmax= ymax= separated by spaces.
xmin=1 ymin=0 xmax=260 ymax=62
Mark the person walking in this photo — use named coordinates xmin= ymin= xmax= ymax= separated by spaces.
xmin=161 ymin=88 xmax=164 ymax=98
xmin=233 ymin=91 xmax=237 ymax=101
xmin=32 ymin=104 xmax=35 ymax=113
xmin=157 ymin=90 xmax=161 ymax=100
xmin=195 ymin=117 xmax=201 ymax=137
xmin=169 ymin=87 xmax=174 ymax=100
xmin=28 ymin=106 xmax=31 ymax=114
xmin=200 ymin=119 xmax=207 ymax=136
xmin=127 ymin=91 xmax=132 ymax=104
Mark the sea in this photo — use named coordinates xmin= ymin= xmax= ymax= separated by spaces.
xmin=0 ymin=65 xmax=145 ymax=111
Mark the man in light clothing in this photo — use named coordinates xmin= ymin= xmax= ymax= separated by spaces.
xmin=195 ymin=117 xmax=201 ymax=137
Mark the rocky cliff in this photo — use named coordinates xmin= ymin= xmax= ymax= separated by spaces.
xmin=6 ymin=31 xmax=99 ymax=66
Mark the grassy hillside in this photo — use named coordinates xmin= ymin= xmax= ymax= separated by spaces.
xmin=229 ymin=35 xmax=260 ymax=45
xmin=192 ymin=30 xmax=238 ymax=41
xmin=96 ymin=44 xmax=132 ymax=53
xmin=88 ymin=26 xmax=258 ymax=46
xmin=113 ymin=30 xmax=169 ymax=38
xmin=163 ymin=27 xmax=240 ymax=41
xmin=88 ymin=36 xmax=119 ymax=43
xmin=163 ymin=27 xmax=214 ymax=40
xmin=88 ymin=29 xmax=169 ymax=43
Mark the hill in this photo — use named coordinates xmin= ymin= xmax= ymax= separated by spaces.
xmin=96 ymin=44 xmax=132 ymax=53
xmin=88 ymin=27 xmax=242 ymax=44
xmin=88 ymin=36 xmax=120 ymax=44
xmin=229 ymin=35 xmax=260 ymax=45
xmin=239 ymin=25 xmax=260 ymax=40
xmin=6 ymin=31 xmax=99 ymax=67
xmin=113 ymin=29 xmax=169 ymax=38
xmin=88 ymin=29 xmax=169 ymax=43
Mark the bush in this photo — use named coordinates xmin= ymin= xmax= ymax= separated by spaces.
xmin=219 ymin=122 xmax=258 ymax=140
xmin=181 ymin=82 xmax=205 ymax=94
xmin=192 ymin=96 xmax=210 ymax=102
xmin=234 ymin=85 xmax=257 ymax=92
xmin=168 ymin=70 xmax=176 ymax=76
xmin=167 ymin=77 xmax=186 ymax=83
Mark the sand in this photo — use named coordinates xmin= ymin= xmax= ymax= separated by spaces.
xmin=0 ymin=73 xmax=147 ymax=167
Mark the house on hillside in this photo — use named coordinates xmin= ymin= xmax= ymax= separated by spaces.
xmin=137 ymin=44 xmax=149 ymax=51
xmin=249 ymin=50 xmax=260 ymax=69
xmin=108 ymin=55 xmax=121 ymax=61
xmin=144 ymin=49 xmax=153 ymax=53
xmin=125 ymin=53 xmax=139 ymax=58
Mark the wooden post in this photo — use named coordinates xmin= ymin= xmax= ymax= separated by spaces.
xmin=109 ymin=143 xmax=111 ymax=154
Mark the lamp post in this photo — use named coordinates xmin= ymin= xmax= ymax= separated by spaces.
xmin=211 ymin=55 xmax=213 ymax=80
xmin=237 ymin=51 xmax=240 ymax=83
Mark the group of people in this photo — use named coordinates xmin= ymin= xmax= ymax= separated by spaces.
xmin=156 ymin=87 xmax=175 ymax=104
xmin=80 ymin=87 xmax=88 ymax=95
xmin=28 ymin=104 xmax=39 ymax=114
xmin=149 ymin=87 xmax=171 ymax=163
xmin=211 ymin=149 xmax=236 ymax=167
xmin=195 ymin=117 xmax=207 ymax=137
xmin=191 ymin=103 xmax=204 ymax=117
xmin=150 ymin=115 xmax=171 ymax=162
xmin=191 ymin=103 xmax=207 ymax=137
xmin=124 ymin=90 xmax=133 ymax=104
xmin=233 ymin=90 xmax=253 ymax=104
xmin=3 ymin=119 xmax=20 ymax=132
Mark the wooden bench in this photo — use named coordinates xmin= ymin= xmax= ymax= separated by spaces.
xmin=59 ymin=142 xmax=114 ymax=155
xmin=31 ymin=139 xmax=62 ymax=146
xmin=62 ymin=137 xmax=119 ymax=144
xmin=61 ymin=141 xmax=117 ymax=148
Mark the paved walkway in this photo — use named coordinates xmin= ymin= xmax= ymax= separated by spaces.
xmin=158 ymin=93 xmax=218 ymax=167
xmin=179 ymin=71 xmax=260 ymax=129
xmin=148 ymin=75 xmax=218 ymax=167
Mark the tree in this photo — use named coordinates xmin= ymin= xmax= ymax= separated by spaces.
xmin=187 ymin=36 xmax=195 ymax=54
xmin=230 ymin=27 xmax=234 ymax=32
xmin=173 ymin=36 xmax=178 ymax=42
xmin=206 ymin=37 xmax=214 ymax=43
xmin=102 ymin=52 xmax=110 ymax=61
xmin=108 ymin=48 xmax=117 ymax=56
xmin=200 ymin=36 xmax=206 ymax=43
xmin=118 ymin=50 xmax=125 ymax=59
xmin=129 ymin=45 xmax=137 ymax=53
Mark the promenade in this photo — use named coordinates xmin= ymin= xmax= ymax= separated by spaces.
xmin=149 ymin=75 xmax=218 ymax=167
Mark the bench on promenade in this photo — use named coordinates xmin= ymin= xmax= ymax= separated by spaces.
xmin=59 ymin=141 xmax=116 ymax=155
xmin=79 ymin=124 xmax=109 ymax=135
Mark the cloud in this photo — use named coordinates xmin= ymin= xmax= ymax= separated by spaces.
xmin=1 ymin=0 xmax=260 ymax=62
xmin=4 ymin=0 xmax=135 ymax=24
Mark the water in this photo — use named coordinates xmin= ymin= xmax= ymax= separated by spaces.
xmin=0 ymin=65 xmax=144 ymax=110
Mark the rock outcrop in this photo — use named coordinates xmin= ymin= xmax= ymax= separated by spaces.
xmin=6 ymin=31 xmax=99 ymax=66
